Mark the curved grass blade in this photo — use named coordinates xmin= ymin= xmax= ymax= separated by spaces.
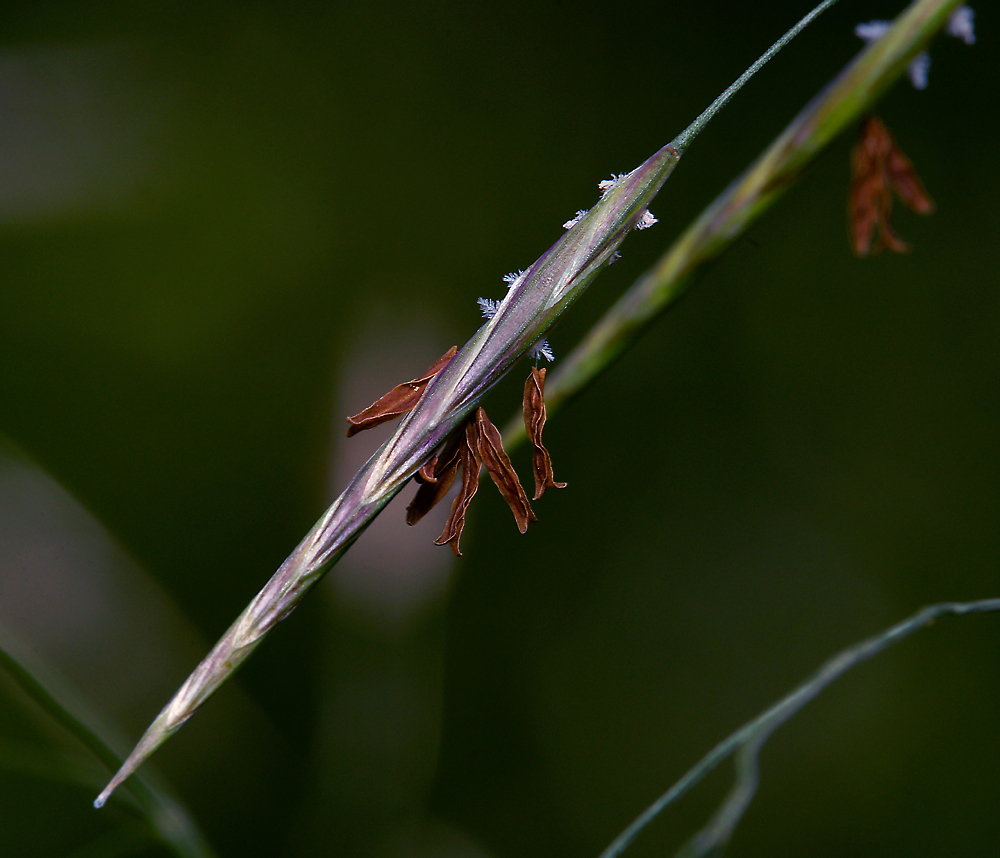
xmin=597 ymin=598 xmax=1000 ymax=858
xmin=0 ymin=630 xmax=215 ymax=858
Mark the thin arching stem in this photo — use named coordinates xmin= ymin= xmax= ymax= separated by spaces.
xmin=599 ymin=599 xmax=1000 ymax=858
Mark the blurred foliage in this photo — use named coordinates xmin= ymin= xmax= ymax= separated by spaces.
xmin=0 ymin=1 xmax=997 ymax=857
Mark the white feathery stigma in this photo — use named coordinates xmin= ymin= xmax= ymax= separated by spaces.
xmin=908 ymin=53 xmax=931 ymax=90
xmin=598 ymin=173 xmax=628 ymax=197
xmin=477 ymin=297 xmax=501 ymax=319
xmin=503 ymin=270 xmax=526 ymax=289
xmin=854 ymin=20 xmax=890 ymax=41
xmin=563 ymin=210 xmax=588 ymax=230
xmin=529 ymin=339 xmax=554 ymax=363
xmin=635 ymin=210 xmax=658 ymax=230
xmin=947 ymin=6 xmax=975 ymax=44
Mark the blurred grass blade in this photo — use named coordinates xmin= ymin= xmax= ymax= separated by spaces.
xmin=96 ymin=0 xmax=844 ymax=806
xmin=65 ymin=824 xmax=156 ymax=858
xmin=505 ymin=0 xmax=965 ymax=445
xmin=600 ymin=598 xmax=1000 ymax=858
xmin=0 ymin=629 xmax=216 ymax=858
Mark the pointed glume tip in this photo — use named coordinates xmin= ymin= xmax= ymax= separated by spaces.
xmin=94 ymin=773 xmax=123 ymax=808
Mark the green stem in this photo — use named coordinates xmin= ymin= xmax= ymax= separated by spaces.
xmin=674 ymin=0 xmax=844 ymax=151
xmin=600 ymin=598 xmax=1000 ymax=858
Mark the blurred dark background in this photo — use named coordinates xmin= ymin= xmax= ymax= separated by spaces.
xmin=0 ymin=1 xmax=997 ymax=856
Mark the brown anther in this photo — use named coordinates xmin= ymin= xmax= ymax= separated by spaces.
xmin=523 ymin=367 xmax=567 ymax=500
xmin=473 ymin=407 xmax=536 ymax=534
xmin=849 ymin=115 xmax=934 ymax=257
xmin=428 ymin=405 xmax=539 ymax=554
xmin=406 ymin=445 xmax=461 ymax=526
xmin=346 ymin=346 xmax=458 ymax=437
xmin=417 ymin=456 xmax=440 ymax=484
xmin=434 ymin=421 xmax=482 ymax=556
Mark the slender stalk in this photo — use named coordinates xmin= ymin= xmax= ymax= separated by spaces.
xmin=597 ymin=598 xmax=1000 ymax=858
xmin=96 ymin=0 xmax=845 ymax=806
xmin=672 ymin=0 xmax=842 ymax=151
xmin=0 ymin=632 xmax=215 ymax=858
xmin=504 ymin=0 xmax=965 ymax=445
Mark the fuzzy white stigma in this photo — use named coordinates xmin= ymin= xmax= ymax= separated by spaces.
xmin=598 ymin=173 xmax=627 ymax=197
xmin=854 ymin=20 xmax=890 ymax=41
xmin=908 ymin=53 xmax=930 ymax=90
xmin=477 ymin=297 xmax=501 ymax=319
xmin=635 ymin=210 xmax=658 ymax=230
xmin=947 ymin=6 xmax=975 ymax=44
xmin=563 ymin=210 xmax=588 ymax=230
xmin=529 ymin=339 xmax=554 ymax=363
xmin=503 ymin=270 xmax=526 ymax=289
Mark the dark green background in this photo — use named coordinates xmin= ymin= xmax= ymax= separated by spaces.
xmin=1 ymin=1 xmax=997 ymax=856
